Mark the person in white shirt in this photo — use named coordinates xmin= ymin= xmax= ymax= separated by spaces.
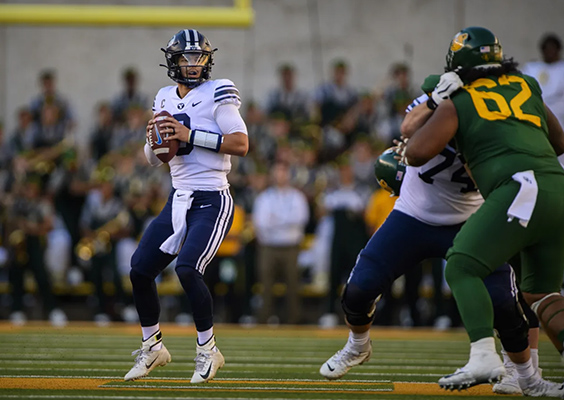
xmin=522 ymin=34 xmax=564 ymax=165
xmin=124 ymin=29 xmax=248 ymax=384
xmin=252 ymin=162 xmax=309 ymax=324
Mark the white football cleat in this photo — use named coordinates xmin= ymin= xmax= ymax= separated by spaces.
xmin=519 ymin=373 xmax=564 ymax=398
xmin=439 ymin=350 xmax=505 ymax=390
xmin=492 ymin=361 xmax=521 ymax=395
xmin=320 ymin=342 xmax=372 ymax=380
xmin=124 ymin=331 xmax=171 ymax=381
xmin=190 ymin=336 xmax=225 ymax=384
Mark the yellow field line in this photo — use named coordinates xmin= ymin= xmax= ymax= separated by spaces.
xmin=0 ymin=377 xmax=101 ymax=390
xmin=394 ymin=383 xmax=495 ymax=396
xmin=0 ymin=377 xmax=500 ymax=396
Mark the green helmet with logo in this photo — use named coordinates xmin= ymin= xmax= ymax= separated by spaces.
xmin=373 ymin=148 xmax=406 ymax=197
xmin=446 ymin=27 xmax=503 ymax=71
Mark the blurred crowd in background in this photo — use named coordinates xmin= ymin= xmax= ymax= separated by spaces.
xmin=0 ymin=32 xmax=562 ymax=330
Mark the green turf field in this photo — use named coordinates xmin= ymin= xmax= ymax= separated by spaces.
xmin=0 ymin=323 xmax=562 ymax=399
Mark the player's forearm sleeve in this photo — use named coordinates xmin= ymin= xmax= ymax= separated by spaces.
xmin=144 ymin=143 xmax=163 ymax=167
xmin=214 ymin=104 xmax=248 ymax=135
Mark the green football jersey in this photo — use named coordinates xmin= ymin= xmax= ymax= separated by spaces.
xmin=451 ymin=72 xmax=564 ymax=198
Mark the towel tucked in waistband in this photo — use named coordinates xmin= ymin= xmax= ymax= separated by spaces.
xmin=160 ymin=189 xmax=194 ymax=255
xmin=507 ymin=170 xmax=538 ymax=228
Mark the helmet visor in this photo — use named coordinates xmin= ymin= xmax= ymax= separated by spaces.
xmin=178 ymin=52 xmax=210 ymax=67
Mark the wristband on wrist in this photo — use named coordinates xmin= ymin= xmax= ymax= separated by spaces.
xmin=426 ymin=97 xmax=438 ymax=110
xmin=189 ymin=129 xmax=223 ymax=152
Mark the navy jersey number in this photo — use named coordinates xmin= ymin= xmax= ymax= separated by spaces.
xmin=418 ymin=148 xmax=477 ymax=193
xmin=173 ymin=113 xmax=193 ymax=156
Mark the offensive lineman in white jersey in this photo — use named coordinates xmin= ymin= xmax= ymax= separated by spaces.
xmin=124 ymin=29 xmax=248 ymax=384
xmin=319 ymin=73 xmax=552 ymax=396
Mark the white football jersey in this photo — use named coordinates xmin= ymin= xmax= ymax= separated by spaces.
xmin=152 ymin=79 xmax=242 ymax=191
xmin=394 ymin=94 xmax=483 ymax=225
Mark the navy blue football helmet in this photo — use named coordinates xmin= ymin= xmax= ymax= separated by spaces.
xmin=161 ymin=29 xmax=216 ymax=88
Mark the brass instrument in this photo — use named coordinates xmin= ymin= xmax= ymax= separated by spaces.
xmin=24 ymin=137 xmax=75 ymax=175
xmin=75 ymin=211 xmax=130 ymax=262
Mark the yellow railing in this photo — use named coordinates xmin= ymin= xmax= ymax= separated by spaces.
xmin=0 ymin=1 xmax=254 ymax=27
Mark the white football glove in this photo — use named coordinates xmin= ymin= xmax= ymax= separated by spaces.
xmin=430 ymin=71 xmax=463 ymax=106
xmin=392 ymin=137 xmax=410 ymax=166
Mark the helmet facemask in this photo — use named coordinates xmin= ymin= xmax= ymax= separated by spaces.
xmin=161 ymin=29 xmax=216 ymax=88
xmin=166 ymin=50 xmax=213 ymax=88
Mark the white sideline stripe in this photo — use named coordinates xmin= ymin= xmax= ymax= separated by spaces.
xmin=101 ymin=384 xmax=393 ymax=392
xmin=0 ymin=345 xmax=467 ymax=352
xmin=0 ymin=361 xmax=462 ymax=370
xmin=0 ymin=370 xmax=447 ymax=378
xmin=1 ymin=341 xmax=467 ymax=350
xmin=5 ymin=349 xmax=471 ymax=359
xmin=1 ymin=341 xmax=467 ymax=346
xmin=3 ymin=345 xmax=470 ymax=352
xmin=0 ymin=375 xmax=388 ymax=383
xmin=5 ymin=359 xmax=562 ymax=369
xmin=0 ymin=368 xmax=270 ymax=375
xmin=2 ymin=356 xmax=468 ymax=365
xmin=0 ymin=374 xmax=443 ymax=386
xmin=1 ymin=337 xmax=465 ymax=343
xmin=0 ymin=336 xmax=465 ymax=343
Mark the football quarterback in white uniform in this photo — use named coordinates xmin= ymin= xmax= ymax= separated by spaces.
xmin=125 ymin=29 xmax=248 ymax=384
xmin=150 ymin=78 xmax=242 ymax=191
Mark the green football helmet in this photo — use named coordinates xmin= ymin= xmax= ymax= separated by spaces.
xmin=374 ymin=148 xmax=406 ymax=196
xmin=446 ymin=27 xmax=503 ymax=71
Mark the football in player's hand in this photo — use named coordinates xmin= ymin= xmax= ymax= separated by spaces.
xmin=149 ymin=110 xmax=179 ymax=163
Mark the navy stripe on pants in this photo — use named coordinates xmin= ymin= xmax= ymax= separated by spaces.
xmin=131 ymin=188 xmax=234 ymax=278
